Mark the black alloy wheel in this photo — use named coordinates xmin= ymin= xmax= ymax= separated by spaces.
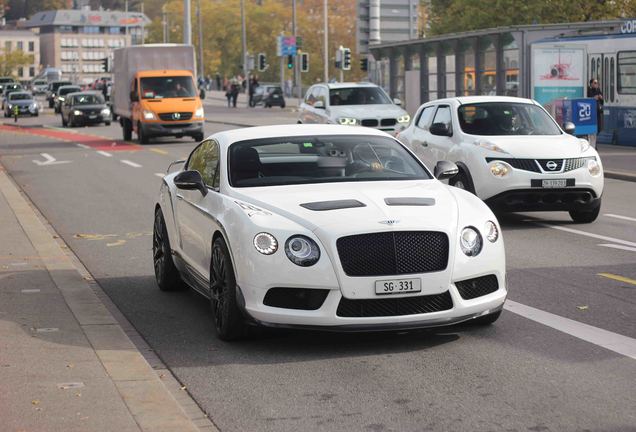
xmin=210 ymin=237 xmax=246 ymax=341
xmin=153 ymin=208 xmax=186 ymax=291
xmin=138 ymin=122 xmax=149 ymax=144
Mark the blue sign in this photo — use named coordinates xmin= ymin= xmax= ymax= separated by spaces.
xmin=276 ymin=35 xmax=297 ymax=56
xmin=562 ymin=98 xmax=598 ymax=135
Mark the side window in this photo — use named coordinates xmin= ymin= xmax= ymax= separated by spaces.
xmin=416 ymin=106 xmax=435 ymax=129
xmin=316 ymin=87 xmax=327 ymax=105
xmin=431 ymin=106 xmax=452 ymax=131
xmin=305 ymin=86 xmax=316 ymax=106
xmin=187 ymin=140 xmax=220 ymax=188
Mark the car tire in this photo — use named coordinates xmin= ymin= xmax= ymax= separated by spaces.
xmin=569 ymin=201 xmax=601 ymax=223
xmin=449 ymin=169 xmax=475 ymax=194
xmin=472 ymin=310 xmax=502 ymax=325
xmin=281 ymin=102 xmax=285 ymax=109
xmin=193 ymin=133 xmax=204 ymax=142
xmin=153 ymin=208 xmax=186 ymax=292
xmin=210 ymin=236 xmax=246 ymax=341
xmin=105 ymin=121 xmax=111 ymax=126
xmin=138 ymin=122 xmax=149 ymax=144
xmin=123 ymin=119 xmax=132 ymax=141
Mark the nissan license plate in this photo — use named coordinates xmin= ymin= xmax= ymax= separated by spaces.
xmin=541 ymin=179 xmax=567 ymax=188
xmin=375 ymin=278 xmax=421 ymax=295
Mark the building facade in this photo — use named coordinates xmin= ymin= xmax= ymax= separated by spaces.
xmin=356 ymin=0 xmax=419 ymax=55
xmin=24 ymin=9 xmax=149 ymax=85
xmin=0 ymin=30 xmax=41 ymax=83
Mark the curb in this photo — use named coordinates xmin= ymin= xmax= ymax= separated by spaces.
xmin=0 ymin=161 xmax=219 ymax=432
xmin=604 ymin=170 xmax=636 ymax=182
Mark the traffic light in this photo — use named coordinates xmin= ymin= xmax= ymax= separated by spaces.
xmin=101 ymin=57 xmax=110 ymax=73
xmin=258 ymin=53 xmax=267 ymax=72
xmin=360 ymin=58 xmax=368 ymax=71
xmin=287 ymin=54 xmax=294 ymax=69
xmin=342 ymin=48 xmax=351 ymax=71
xmin=300 ymin=53 xmax=309 ymax=73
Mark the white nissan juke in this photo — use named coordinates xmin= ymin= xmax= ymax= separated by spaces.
xmin=398 ymin=96 xmax=604 ymax=223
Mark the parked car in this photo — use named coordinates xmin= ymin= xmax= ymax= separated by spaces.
xmin=54 ymin=85 xmax=82 ymax=113
xmin=31 ymin=79 xmax=49 ymax=95
xmin=398 ymin=96 xmax=604 ymax=223
xmin=1 ymin=84 xmax=23 ymax=110
xmin=0 ymin=76 xmax=17 ymax=95
xmin=60 ymin=92 xmax=111 ymax=127
xmin=47 ymin=80 xmax=73 ymax=108
xmin=298 ymin=82 xmax=411 ymax=136
xmin=250 ymin=85 xmax=285 ymax=108
xmin=3 ymin=91 xmax=38 ymax=117
xmin=153 ymin=124 xmax=507 ymax=340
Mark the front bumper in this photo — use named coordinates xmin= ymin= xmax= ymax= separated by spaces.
xmin=485 ymin=188 xmax=601 ymax=212
xmin=142 ymin=121 xmax=203 ymax=138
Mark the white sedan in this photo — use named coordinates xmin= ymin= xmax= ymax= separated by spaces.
xmin=398 ymin=96 xmax=604 ymax=223
xmin=153 ymin=125 xmax=507 ymax=340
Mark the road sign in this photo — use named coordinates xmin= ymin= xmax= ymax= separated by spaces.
xmin=277 ymin=35 xmax=297 ymax=56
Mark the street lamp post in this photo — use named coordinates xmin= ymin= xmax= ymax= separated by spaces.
xmin=323 ymin=0 xmax=328 ymax=83
xmin=197 ymin=0 xmax=204 ymax=79
xmin=183 ymin=0 xmax=192 ymax=45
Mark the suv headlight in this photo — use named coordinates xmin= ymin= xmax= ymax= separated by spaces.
xmin=58 ymin=96 xmax=65 ymax=102
xmin=194 ymin=107 xmax=204 ymax=118
xmin=337 ymin=117 xmax=358 ymax=125
xmin=73 ymin=110 xmax=83 ymax=115
xmin=285 ymin=235 xmax=320 ymax=266
xmin=143 ymin=110 xmax=156 ymax=120
xmin=397 ymin=114 xmax=410 ymax=123
xmin=490 ymin=161 xmax=511 ymax=177
xmin=587 ymin=158 xmax=601 ymax=177
xmin=460 ymin=226 xmax=483 ymax=257
xmin=101 ymin=108 xmax=111 ymax=116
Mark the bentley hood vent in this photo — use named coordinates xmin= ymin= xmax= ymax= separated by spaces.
xmin=300 ymin=199 xmax=366 ymax=211
xmin=384 ymin=197 xmax=436 ymax=206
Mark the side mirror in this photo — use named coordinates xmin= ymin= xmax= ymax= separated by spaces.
xmin=434 ymin=161 xmax=459 ymax=180
xmin=130 ymin=91 xmax=139 ymax=102
xmin=563 ymin=122 xmax=575 ymax=135
xmin=174 ymin=170 xmax=208 ymax=196
xmin=393 ymin=98 xmax=402 ymax=106
xmin=314 ymin=100 xmax=325 ymax=109
xmin=430 ymin=122 xmax=452 ymax=137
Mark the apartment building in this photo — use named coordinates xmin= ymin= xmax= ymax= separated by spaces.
xmin=0 ymin=30 xmax=41 ymax=82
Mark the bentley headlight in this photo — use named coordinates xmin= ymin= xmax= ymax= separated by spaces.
xmin=143 ymin=110 xmax=156 ymax=120
xmin=194 ymin=107 xmax=204 ymax=118
xmin=337 ymin=117 xmax=358 ymax=125
xmin=460 ymin=226 xmax=483 ymax=257
xmin=587 ymin=158 xmax=601 ymax=177
xmin=101 ymin=108 xmax=111 ymax=116
xmin=579 ymin=138 xmax=590 ymax=153
xmin=475 ymin=140 xmax=508 ymax=154
xmin=253 ymin=232 xmax=278 ymax=255
xmin=285 ymin=235 xmax=320 ymax=266
xmin=397 ymin=114 xmax=410 ymax=124
xmin=490 ymin=161 xmax=510 ymax=177
xmin=73 ymin=110 xmax=83 ymax=115
xmin=484 ymin=221 xmax=499 ymax=243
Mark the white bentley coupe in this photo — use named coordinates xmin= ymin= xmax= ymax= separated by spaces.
xmin=153 ymin=125 xmax=507 ymax=340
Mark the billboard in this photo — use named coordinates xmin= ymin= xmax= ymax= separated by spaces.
xmin=531 ymin=44 xmax=586 ymax=106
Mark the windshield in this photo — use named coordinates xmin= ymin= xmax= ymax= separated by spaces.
xmin=52 ymin=82 xmax=72 ymax=90
xmin=229 ymin=135 xmax=431 ymax=187
xmin=140 ymin=76 xmax=196 ymax=99
xmin=1 ymin=78 xmax=15 ymax=84
xmin=59 ymin=87 xmax=80 ymax=95
xmin=73 ymin=94 xmax=104 ymax=105
xmin=329 ymin=87 xmax=392 ymax=106
xmin=458 ymin=102 xmax=562 ymax=136
xmin=9 ymin=93 xmax=31 ymax=101
xmin=34 ymin=80 xmax=47 ymax=85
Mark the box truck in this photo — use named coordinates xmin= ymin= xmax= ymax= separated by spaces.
xmin=113 ymin=44 xmax=204 ymax=144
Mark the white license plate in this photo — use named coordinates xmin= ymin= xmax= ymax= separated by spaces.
xmin=89 ymin=115 xmax=97 ymax=119
xmin=375 ymin=278 xmax=421 ymax=295
xmin=172 ymin=129 xmax=182 ymax=133
xmin=542 ymin=179 xmax=567 ymax=188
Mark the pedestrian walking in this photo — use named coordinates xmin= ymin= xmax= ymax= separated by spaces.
xmin=587 ymin=78 xmax=604 ymax=148
xmin=227 ymin=78 xmax=240 ymax=108
xmin=215 ymin=73 xmax=221 ymax=91
xmin=248 ymin=75 xmax=259 ymax=107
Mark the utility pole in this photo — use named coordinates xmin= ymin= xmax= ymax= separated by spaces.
xmin=241 ymin=0 xmax=247 ymax=78
xmin=141 ymin=2 xmax=145 ymax=45
xmin=183 ymin=0 xmax=192 ymax=45
xmin=292 ymin=0 xmax=301 ymax=101
xmin=162 ymin=4 xmax=167 ymax=43
xmin=323 ymin=0 xmax=328 ymax=82
xmin=125 ymin=0 xmax=128 ymax=47
xmin=197 ymin=0 xmax=204 ymax=79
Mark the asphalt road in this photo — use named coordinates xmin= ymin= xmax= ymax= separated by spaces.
xmin=1 ymin=105 xmax=635 ymax=432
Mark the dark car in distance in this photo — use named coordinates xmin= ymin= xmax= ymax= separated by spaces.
xmin=61 ymin=92 xmax=111 ymax=127
xmin=47 ymin=80 xmax=73 ymax=108
xmin=250 ymin=85 xmax=286 ymax=108
xmin=1 ymin=84 xmax=23 ymax=110
xmin=54 ymin=85 xmax=82 ymax=113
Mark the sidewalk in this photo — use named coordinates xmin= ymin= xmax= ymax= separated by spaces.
xmin=0 ymin=164 xmax=216 ymax=432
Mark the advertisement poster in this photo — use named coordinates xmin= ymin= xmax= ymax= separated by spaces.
xmin=532 ymin=45 xmax=586 ymax=105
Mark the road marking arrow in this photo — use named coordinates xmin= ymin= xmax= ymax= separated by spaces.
xmin=32 ymin=153 xmax=71 ymax=166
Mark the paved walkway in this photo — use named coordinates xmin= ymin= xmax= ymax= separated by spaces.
xmin=0 ymin=164 xmax=216 ymax=432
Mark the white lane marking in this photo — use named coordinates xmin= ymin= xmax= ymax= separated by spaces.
xmin=32 ymin=153 xmax=71 ymax=166
xmin=154 ymin=173 xmax=165 ymax=178
xmin=21 ymin=289 xmax=41 ymax=293
xmin=76 ymin=143 xmax=90 ymax=149
xmin=504 ymin=300 xmax=636 ymax=360
xmin=605 ymin=213 xmax=636 ymax=223
xmin=598 ymin=243 xmax=636 ymax=252
xmin=121 ymin=159 xmax=142 ymax=168
xmin=97 ymin=151 xmax=112 ymax=157
xmin=534 ymin=222 xmax=636 ymax=248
